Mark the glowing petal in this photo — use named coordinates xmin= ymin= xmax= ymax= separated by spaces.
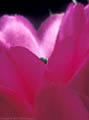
xmin=38 ymin=13 xmax=64 ymax=58
xmin=0 ymin=15 xmax=43 ymax=57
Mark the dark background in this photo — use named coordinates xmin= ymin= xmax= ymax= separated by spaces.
xmin=0 ymin=0 xmax=87 ymax=16
xmin=0 ymin=0 xmax=87 ymax=28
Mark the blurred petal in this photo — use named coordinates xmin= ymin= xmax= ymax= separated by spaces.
xmin=34 ymin=84 xmax=89 ymax=120
xmin=38 ymin=13 xmax=64 ymax=58
xmin=0 ymin=15 xmax=43 ymax=57
xmin=0 ymin=86 xmax=31 ymax=118
xmin=46 ymin=3 xmax=86 ymax=84
xmin=79 ymin=94 xmax=89 ymax=112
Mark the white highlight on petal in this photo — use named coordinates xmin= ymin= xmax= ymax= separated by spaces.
xmin=0 ymin=15 xmax=44 ymax=57
xmin=72 ymin=0 xmax=77 ymax=4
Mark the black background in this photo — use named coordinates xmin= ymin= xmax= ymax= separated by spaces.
xmin=0 ymin=0 xmax=87 ymax=17
xmin=0 ymin=0 xmax=87 ymax=28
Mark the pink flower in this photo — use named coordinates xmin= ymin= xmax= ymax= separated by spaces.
xmin=0 ymin=2 xmax=89 ymax=120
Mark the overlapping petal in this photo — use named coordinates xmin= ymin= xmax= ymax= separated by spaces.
xmin=0 ymin=2 xmax=89 ymax=119
xmin=9 ymin=46 xmax=46 ymax=107
xmin=45 ymin=3 xmax=87 ymax=84
xmin=0 ymin=15 xmax=43 ymax=57
xmin=0 ymin=43 xmax=46 ymax=108
xmin=69 ymin=53 xmax=89 ymax=99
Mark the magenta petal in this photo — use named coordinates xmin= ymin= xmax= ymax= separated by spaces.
xmin=46 ymin=3 xmax=86 ymax=84
xmin=84 ymin=4 xmax=89 ymax=23
xmin=38 ymin=13 xmax=64 ymax=58
xmin=34 ymin=84 xmax=89 ymax=120
xmin=69 ymin=54 xmax=89 ymax=98
xmin=79 ymin=94 xmax=89 ymax=112
xmin=0 ymin=86 xmax=31 ymax=118
xmin=8 ymin=46 xmax=46 ymax=107
xmin=45 ymin=36 xmax=75 ymax=84
xmin=59 ymin=3 xmax=85 ymax=40
xmin=0 ymin=47 xmax=25 ymax=94
xmin=0 ymin=46 xmax=46 ymax=107
xmin=0 ymin=15 xmax=43 ymax=57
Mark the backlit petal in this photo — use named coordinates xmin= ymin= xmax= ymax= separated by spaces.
xmin=0 ymin=15 xmax=43 ymax=57
xmin=38 ymin=13 xmax=64 ymax=58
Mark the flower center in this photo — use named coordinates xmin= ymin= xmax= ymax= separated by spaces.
xmin=40 ymin=57 xmax=47 ymax=64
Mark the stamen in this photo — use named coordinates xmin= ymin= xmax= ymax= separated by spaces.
xmin=40 ymin=57 xmax=47 ymax=64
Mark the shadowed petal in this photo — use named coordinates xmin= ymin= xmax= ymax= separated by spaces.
xmin=69 ymin=54 xmax=89 ymax=99
xmin=79 ymin=94 xmax=89 ymax=112
xmin=34 ymin=84 xmax=89 ymax=120
xmin=0 ymin=86 xmax=32 ymax=118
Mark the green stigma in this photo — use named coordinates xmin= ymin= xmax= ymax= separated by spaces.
xmin=40 ymin=57 xmax=47 ymax=64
